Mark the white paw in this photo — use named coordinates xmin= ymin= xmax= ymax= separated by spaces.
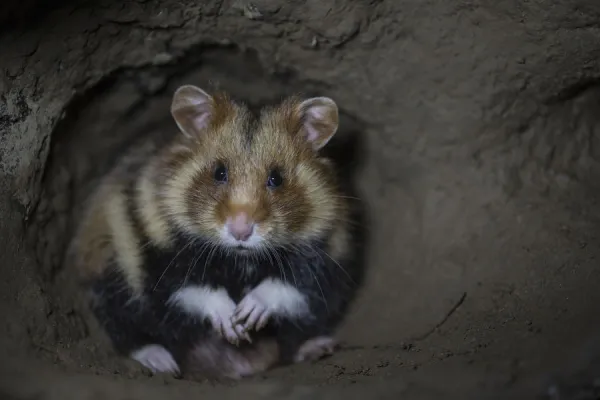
xmin=232 ymin=292 xmax=272 ymax=333
xmin=131 ymin=344 xmax=180 ymax=374
xmin=207 ymin=300 xmax=250 ymax=346
xmin=294 ymin=336 xmax=337 ymax=363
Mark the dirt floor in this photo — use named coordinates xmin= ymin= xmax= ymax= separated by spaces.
xmin=3 ymin=0 xmax=600 ymax=399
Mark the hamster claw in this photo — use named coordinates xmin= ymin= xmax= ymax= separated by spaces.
xmin=219 ymin=321 xmax=240 ymax=346
xmin=232 ymin=293 xmax=272 ymax=333
xmin=233 ymin=323 xmax=253 ymax=343
xmin=210 ymin=311 xmax=247 ymax=346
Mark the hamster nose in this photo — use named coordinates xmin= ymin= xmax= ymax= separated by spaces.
xmin=226 ymin=212 xmax=255 ymax=242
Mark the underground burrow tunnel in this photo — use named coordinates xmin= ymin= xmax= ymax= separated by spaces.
xmin=3 ymin=1 xmax=600 ymax=399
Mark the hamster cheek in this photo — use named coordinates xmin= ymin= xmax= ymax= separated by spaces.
xmin=277 ymin=195 xmax=311 ymax=239
xmin=190 ymin=188 xmax=224 ymax=238
xmin=259 ymin=210 xmax=290 ymax=244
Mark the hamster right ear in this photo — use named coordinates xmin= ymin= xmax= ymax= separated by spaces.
xmin=171 ymin=85 xmax=213 ymax=138
xmin=297 ymin=97 xmax=339 ymax=151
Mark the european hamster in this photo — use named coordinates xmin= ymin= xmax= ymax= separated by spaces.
xmin=67 ymin=84 xmax=363 ymax=379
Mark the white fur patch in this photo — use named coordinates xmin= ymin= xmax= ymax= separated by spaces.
xmin=168 ymin=285 xmax=244 ymax=344
xmin=168 ymin=285 xmax=234 ymax=317
xmin=248 ymin=278 xmax=309 ymax=319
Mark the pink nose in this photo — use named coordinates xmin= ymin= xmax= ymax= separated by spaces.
xmin=226 ymin=212 xmax=255 ymax=242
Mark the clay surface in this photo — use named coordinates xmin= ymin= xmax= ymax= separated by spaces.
xmin=2 ymin=0 xmax=600 ymax=398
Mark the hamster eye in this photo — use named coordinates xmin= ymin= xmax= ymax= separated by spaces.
xmin=267 ymin=169 xmax=283 ymax=188
xmin=214 ymin=164 xmax=228 ymax=183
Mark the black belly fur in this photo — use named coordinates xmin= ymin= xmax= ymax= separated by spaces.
xmin=89 ymin=231 xmax=359 ymax=368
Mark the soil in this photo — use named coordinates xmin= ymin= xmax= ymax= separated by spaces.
xmin=2 ymin=0 xmax=600 ymax=399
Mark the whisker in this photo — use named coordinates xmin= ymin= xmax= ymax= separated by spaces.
xmin=261 ymin=247 xmax=277 ymax=277
xmin=268 ymin=246 xmax=288 ymax=284
xmin=314 ymin=246 xmax=355 ymax=285
xmin=331 ymin=195 xmax=363 ymax=202
xmin=283 ymin=249 xmax=298 ymax=288
xmin=305 ymin=215 xmax=367 ymax=228
xmin=198 ymin=241 xmax=216 ymax=282
xmin=307 ymin=265 xmax=328 ymax=313
xmin=153 ymin=237 xmax=197 ymax=291
xmin=202 ymin=243 xmax=218 ymax=282
xmin=183 ymin=241 xmax=210 ymax=287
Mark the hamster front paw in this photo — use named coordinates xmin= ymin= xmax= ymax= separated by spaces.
xmin=232 ymin=292 xmax=272 ymax=333
xmin=207 ymin=301 xmax=251 ymax=346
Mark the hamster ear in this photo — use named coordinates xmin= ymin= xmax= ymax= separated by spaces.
xmin=171 ymin=85 xmax=213 ymax=138
xmin=297 ymin=97 xmax=339 ymax=151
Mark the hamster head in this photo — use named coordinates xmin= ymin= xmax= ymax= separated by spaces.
xmin=161 ymin=85 xmax=346 ymax=253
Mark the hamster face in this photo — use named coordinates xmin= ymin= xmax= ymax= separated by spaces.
xmin=162 ymin=86 xmax=345 ymax=253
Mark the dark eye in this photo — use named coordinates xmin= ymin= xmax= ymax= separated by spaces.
xmin=267 ymin=169 xmax=283 ymax=188
xmin=214 ymin=164 xmax=228 ymax=183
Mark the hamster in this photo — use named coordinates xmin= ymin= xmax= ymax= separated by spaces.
xmin=66 ymin=84 xmax=363 ymax=379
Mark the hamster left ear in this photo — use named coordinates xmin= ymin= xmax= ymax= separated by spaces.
xmin=298 ymin=97 xmax=339 ymax=151
xmin=171 ymin=85 xmax=213 ymax=138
